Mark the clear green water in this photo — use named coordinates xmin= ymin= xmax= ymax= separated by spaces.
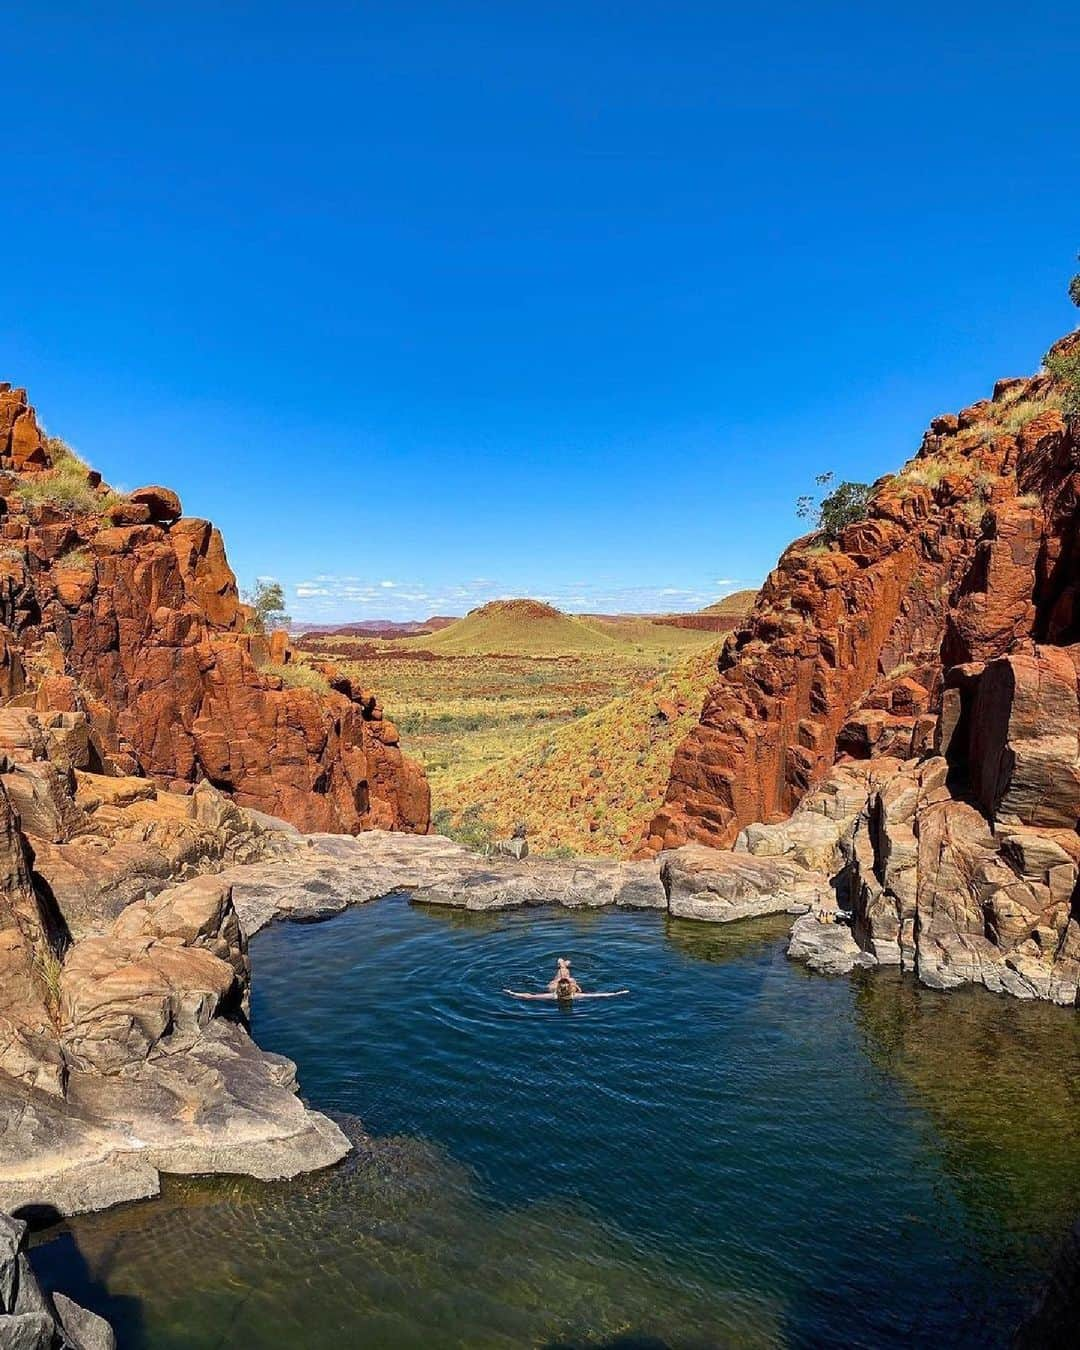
xmin=29 ymin=898 xmax=1080 ymax=1348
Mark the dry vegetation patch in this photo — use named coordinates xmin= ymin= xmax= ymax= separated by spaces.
xmin=298 ymin=609 xmax=730 ymax=854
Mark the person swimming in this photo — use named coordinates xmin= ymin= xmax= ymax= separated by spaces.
xmin=547 ymin=957 xmax=582 ymax=996
xmin=504 ymin=955 xmax=629 ymax=1001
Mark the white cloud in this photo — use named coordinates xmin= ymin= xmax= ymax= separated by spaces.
xmin=288 ymin=574 xmax=757 ymax=623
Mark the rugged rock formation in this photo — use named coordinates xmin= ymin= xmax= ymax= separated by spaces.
xmin=0 ymin=379 xmax=431 ymax=1218
xmin=0 ymin=721 xmax=350 ymax=1215
xmin=0 ymin=382 xmax=429 ymax=836
xmin=648 ymin=332 xmax=1080 ymax=1004
xmin=648 ymin=342 xmax=1077 ymax=852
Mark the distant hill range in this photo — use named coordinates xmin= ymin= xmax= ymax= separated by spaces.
xmin=292 ymin=616 xmax=457 ymax=640
xmin=294 ymin=590 xmax=757 ymax=643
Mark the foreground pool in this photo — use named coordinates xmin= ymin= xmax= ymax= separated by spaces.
xmin=29 ymin=898 xmax=1080 ymax=1347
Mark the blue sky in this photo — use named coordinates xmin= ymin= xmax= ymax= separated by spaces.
xmin=2 ymin=4 xmax=1078 ymax=621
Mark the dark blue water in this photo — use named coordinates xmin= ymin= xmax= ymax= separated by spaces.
xmin=31 ymin=898 xmax=1080 ymax=1348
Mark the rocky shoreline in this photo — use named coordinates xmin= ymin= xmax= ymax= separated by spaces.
xmin=8 ymin=777 xmax=1079 ymax=1225
xmin=0 ymin=816 xmax=831 ymax=1217
xmin=4 ymin=352 xmax=1080 ymax=1343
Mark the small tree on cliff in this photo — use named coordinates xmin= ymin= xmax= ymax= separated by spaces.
xmin=244 ymin=579 xmax=291 ymax=633
xmin=1043 ymin=253 xmax=1080 ymax=418
xmin=796 ymin=472 xmax=872 ymax=541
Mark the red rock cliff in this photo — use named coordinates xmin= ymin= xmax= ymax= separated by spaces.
xmin=0 ymin=384 xmax=430 ymax=835
xmin=647 ymin=334 xmax=1080 ymax=853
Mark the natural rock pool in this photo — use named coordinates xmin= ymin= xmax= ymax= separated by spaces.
xmin=29 ymin=897 xmax=1080 ymax=1347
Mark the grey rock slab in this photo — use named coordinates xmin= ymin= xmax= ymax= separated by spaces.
xmin=787 ymin=913 xmax=876 ymax=977
xmin=52 ymin=1295 xmax=116 ymax=1350
xmin=661 ymin=844 xmax=831 ymax=922
xmin=0 ymin=1023 xmax=348 ymax=1217
xmin=225 ymin=832 xmax=665 ymax=933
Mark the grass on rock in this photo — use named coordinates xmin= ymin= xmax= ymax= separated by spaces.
xmin=260 ymin=661 xmax=332 ymax=695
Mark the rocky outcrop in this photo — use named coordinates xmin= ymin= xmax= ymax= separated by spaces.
xmin=0 ymin=674 xmax=352 ymax=1215
xmin=0 ymin=382 xmax=428 ymax=836
xmin=0 ymin=1211 xmax=115 ymax=1349
xmin=647 ymin=341 xmax=1078 ymax=853
xmin=222 ymin=830 xmax=667 ymax=935
xmin=645 ymin=334 xmax=1080 ymax=1004
xmin=661 ymin=844 xmax=831 ymax=922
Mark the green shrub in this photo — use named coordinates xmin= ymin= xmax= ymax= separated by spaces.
xmin=1045 ymin=347 xmax=1080 ymax=418
xmin=897 ymin=461 xmax=949 ymax=490
xmin=33 ymin=945 xmax=64 ymax=1013
xmin=259 ymin=661 xmax=330 ymax=695
xmin=243 ymin=579 xmax=290 ymax=633
xmin=796 ymin=472 xmax=871 ymax=539
xmin=56 ymin=546 xmax=92 ymax=570
xmin=996 ymin=397 xmax=1062 ymax=434
xmin=432 ymin=803 xmax=496 ymax=852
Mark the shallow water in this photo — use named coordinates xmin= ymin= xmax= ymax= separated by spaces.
xmin=29 ymin=898 xmax=1080 ymax=1347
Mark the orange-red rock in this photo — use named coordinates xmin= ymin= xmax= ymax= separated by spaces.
xmin=0 ymin=388 xmax=429 ymax=836
xmin=647 ymin=334 xmax=1079 ymax=854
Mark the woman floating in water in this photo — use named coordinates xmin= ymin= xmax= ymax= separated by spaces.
xmin=504 ymin=957 xmax=629 ymax=1001
xmin=547 ymin=957 xmax=581 ymax=995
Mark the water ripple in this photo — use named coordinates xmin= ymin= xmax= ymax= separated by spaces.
xmin=29 ymin=896 xmax=1080 ymax=1349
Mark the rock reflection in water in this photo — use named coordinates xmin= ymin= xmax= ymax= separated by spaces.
xmin=852 ymin=969 xmax=1080 ymax=1262
xmin=31 ymin=1120 xmax=778 ymax=1349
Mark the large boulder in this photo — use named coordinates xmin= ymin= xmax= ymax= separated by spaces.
xmin=60 ymin=877 xmax=246 ymax=1074
xmin=661 ymin=843 xmax=832 ymax=922
xmin=966 ymin=646 xmax=1080 ymax=828
xmin=129 ymin=483 xmax=181 ymax=522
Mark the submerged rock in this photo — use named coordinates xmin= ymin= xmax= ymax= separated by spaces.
xmin=787 ymin=912 xmax=875 ymax=977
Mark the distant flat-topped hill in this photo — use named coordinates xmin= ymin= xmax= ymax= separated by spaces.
xmin=419 ymin=598 xmax=623 ymax=655
xmin=651 ymin=588 xmax=759 ymax=633
xmin=700 ymin=589 xmax=759 ymax=616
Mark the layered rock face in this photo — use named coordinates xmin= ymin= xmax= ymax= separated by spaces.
xmin=648 ymin=343 xmax=1078 ymax=852
xmin=0 ymin=383 xmax=429 ymax=835
xmin=647 ymin=334 xmax=1080 ymax=1003
xmin=0 ymin=711 xmax=351 ymax=1214
xmin=0 ymin=380 xmax=426 ymax=1219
